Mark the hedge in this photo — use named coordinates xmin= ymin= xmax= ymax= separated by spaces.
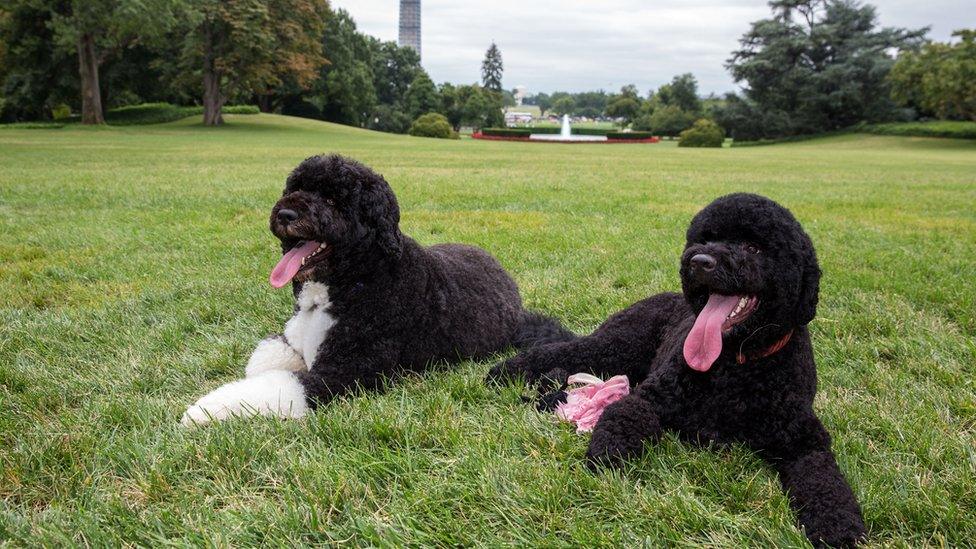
xmin=481 ymin=128 xmax=532 ymax=138
xmin=607 ymin=131 xmax=655 ymax=140
xmin=859 ymin=120 xmax=976 ymax=139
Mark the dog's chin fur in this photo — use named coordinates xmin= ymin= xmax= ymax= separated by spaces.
xmin=489 ymin=193 xmax=865 ymax=548
xmin=184 ymin=154 xmax=575 ymax=426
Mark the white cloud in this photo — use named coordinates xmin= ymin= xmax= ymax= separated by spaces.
xmin=333 ymin=0 xmax=974 ymax=95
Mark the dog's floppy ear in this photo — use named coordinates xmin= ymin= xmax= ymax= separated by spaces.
xmin=359 ymin=179 xmax=403 ymax=260
xmin=795 ymin=238 xmax=821 ymax=325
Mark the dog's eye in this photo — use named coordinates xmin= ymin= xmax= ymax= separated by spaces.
xmin=745 ymin=244 xmax=760 ymax=254
xmin=324 ymin=198 xmax=335 ymax=206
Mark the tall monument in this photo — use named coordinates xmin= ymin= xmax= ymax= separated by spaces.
xmin=398 ymin=0 xmax=421 ymax=59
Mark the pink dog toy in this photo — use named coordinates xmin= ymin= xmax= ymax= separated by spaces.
xmin=555 ymin=373 xmax=630 ymax=432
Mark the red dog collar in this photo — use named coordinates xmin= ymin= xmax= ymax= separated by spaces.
xmin=737 ymin=330 xmax=794 ymax=365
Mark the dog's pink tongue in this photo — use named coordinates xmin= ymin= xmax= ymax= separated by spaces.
xmin=269 ymin=241 xmax=321 ymax=288
xmin=683 ymin=294 xmax=740 ymax=372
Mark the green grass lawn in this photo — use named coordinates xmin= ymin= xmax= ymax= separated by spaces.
xmin=1 ymin=114 xmax=974 ymax=546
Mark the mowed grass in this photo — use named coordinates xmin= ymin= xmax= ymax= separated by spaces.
xmin=1 ymin=114 xmax=974 ymax=546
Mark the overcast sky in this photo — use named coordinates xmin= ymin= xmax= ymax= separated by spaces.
xmin=331 ymin=0 xmax=973 ymax=96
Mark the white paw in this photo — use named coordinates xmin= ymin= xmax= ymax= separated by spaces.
xmin=244 ymin=336 xmax=307 ymax=378
xmin=181 ymin=370 xmax=309 ymax=426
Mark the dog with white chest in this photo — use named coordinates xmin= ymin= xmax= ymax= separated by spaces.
xmin=182 ymin=154 xmax=574 ymax=426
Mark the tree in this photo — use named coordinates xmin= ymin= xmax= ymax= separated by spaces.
xmin=404 ymin=71 xmax=440 ymax=119
xmin=35 ymin=0 xmax=183 ymax=124
xmin=307 ymin=7 xmax=375 ymax=125
xmin=552 ymin=96 xmax=575 ymax=116
xmin=369 ymin=38 xmax=421 ymax=107
xmin=182 ymin=0 xmax=328 ymax=126
xmin=481 ymin=42 xmax=503 ymax=92
xmin=649 ymin=104 xmax=696 ymax=137
xmin=605 ymin=84 xmax=641 ymax=127
xmin=0 ymin=3 xmax=76 ymax=122
xmin=889 ymin=30 xmax=976 ymax=121
xmin=534 ymin=92 xmax=552 ymax=117
xmin=654 ymin=73 xmax=701 ymax=113
xmin=726 ymin=0 xmax=927 ymax=137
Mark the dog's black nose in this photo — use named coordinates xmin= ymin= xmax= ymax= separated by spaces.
xmin=690 ymin=253 xmax=717 ymax=272
xmin=276 ymin=209 xmax=299 ymax=224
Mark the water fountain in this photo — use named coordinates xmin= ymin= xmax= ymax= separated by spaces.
xmin=530 ymin=114 xmax=607 ymax=142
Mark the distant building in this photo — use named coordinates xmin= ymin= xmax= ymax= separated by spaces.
xmin=399 ymin=0 xmax=421 ymax=59
xmin=514 ymin=85 xmax=527 ymax=106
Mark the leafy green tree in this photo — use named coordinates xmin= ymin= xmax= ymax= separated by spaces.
xmin=438 ymin=82 xmax=463 ymax=129
xmin=605 ymin=84 xmax=641 ymax=127
xmin=552 ymin=96 xmax=575 ymax=116
xmin=534 ymin=92 xmax=552 ymax=117
xmin=654 ymin=73 xmax=701 ymax=113
xmin=368 ymin=103 xmax=412 ymax=133
xmin=0 ymin=3 xmax=76 ymax=121
xmin=481 ymin=42 xmax=503 ymax=92
xmin=649 ymin=104 xmax=696 ymax=137
xmin=369 ymin=38 xmax=421 ymax=107
xmin=404 ymin=71 xmax=440 ymax=120
xmin=889 ymin=30 xmax=976 ymax=120
xmin=726 ymin=0 xmax=927 ymax=137
xmin=314 ymin=7 xmax=375 ymax=126
xmin=18 ymin=0 xmax=183 ymax=124
xmin=180 ymin=0 xmax=328 ymax=126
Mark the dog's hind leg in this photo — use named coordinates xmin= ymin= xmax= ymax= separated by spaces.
xmin=244 ymin=335 xmax=307 ymax=378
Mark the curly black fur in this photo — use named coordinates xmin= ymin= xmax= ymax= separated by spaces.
xmin=275 ymin=154 xmax=574 ymax=407
xmin=488 ymin=193 xmax=866 ymax=548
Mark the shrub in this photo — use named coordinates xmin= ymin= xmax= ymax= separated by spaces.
xmin=631 ymin=113 xmax=654 ymax=132
xmin=51 ymin=103 xmax=71 ymax=120
xmin=223 ymin=105 xmax=260 ymax=115
xmin=860 ymin=121 xmax=976 ymax=140
xmin=678 ymin=119 xmax=725 ymax=147
xmin=408 ymin=112 xmax=454 ymax=139
xmin=102 ymin=103 xmax=258 ymax=125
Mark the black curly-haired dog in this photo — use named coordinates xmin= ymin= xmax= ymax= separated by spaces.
xmin=183 ymin=154 xmax=572 ymax=425
xmin=488 ymin=193 xmax=866 ymax=548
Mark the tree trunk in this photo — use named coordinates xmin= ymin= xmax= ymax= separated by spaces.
xmin=202 ymin=22 xmax=224 ymax=126
xmin=77 ymin=33 xmax=104 ymax=125
xmin=255 ymin=94 xmax=274 ymax=113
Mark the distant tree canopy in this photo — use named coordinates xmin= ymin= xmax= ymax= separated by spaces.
xmin=182 ymin=0 xmax=330 ymax=126
xmin=481 ymin=42 xmax=503 ymax=92
xmin=889 ymin=30 xmax=976 ymax=121
xmin=719 ymin=0 xmax=927 ymax=139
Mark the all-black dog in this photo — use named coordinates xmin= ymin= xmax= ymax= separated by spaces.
xmin=489 ymin=194 xmax=866 ymax=548
xmin=183 ymin=154 xmax=572 ymax=425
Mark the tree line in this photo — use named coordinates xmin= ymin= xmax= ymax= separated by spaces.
xmin=1 ymin=0 xmax=972 ymax=138
xmin=0 ymin=0 xmax=504 ymax=131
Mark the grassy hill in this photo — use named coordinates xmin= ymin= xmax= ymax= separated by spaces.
xmin=1 ymin=114 xmax=974 ymax=546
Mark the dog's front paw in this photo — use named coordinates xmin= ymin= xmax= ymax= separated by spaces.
xmin=181 ymin=371 xmax=309 ymax=426
xmin=585 ymin=427 xmax=644 ymax=470
xmin=244 ymin=336 xmax=306 ymax=378
xmin=536 ymin=390 xmax=568 ymax=412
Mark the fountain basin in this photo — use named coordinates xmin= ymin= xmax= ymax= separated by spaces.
xmin=529 ymin=133 xmax=607 ymax=142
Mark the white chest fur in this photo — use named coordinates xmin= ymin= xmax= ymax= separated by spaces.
xmin=284 ymin=282 xmax=336 ymax=367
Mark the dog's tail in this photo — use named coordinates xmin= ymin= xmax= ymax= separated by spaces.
xmin=511 ymin=310 xmax=577 ymax=350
